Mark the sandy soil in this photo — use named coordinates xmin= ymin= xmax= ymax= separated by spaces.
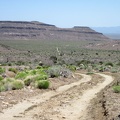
xmin=0 ymin=73 xmax=114 ymax=120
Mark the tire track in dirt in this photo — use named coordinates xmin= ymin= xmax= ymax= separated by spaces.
xmin=44 ymin=73 xmax=113 ymax=120
xmin=0 ymin=73 xmax=91 ymax=120
xmin=22 ymin=73 xmax=113 ymax=120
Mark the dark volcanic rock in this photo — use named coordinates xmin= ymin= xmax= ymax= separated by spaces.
xmin=0 ymin=21 xmax=111 ymax=41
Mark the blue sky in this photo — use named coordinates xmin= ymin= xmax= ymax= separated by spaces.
xmin=0 ymin=0 xmax=120 ymax=28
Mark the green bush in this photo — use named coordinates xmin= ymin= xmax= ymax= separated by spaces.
xmin=3 ymin=78 xmax=16 ymax=91
xmin=111 ymin=68 xmax=118 ymax=73
xmin=1 ymin=78 xmax=14 ymax=85
xmin=35 ymin=80 xmax=49 ymax=89
xmin=86 ymin=72 xmax=94 ymax=75
xmin=77 ymin=60 xmax=90 ymax=66
xmin=99 ymin=66 xmax=105 ymax=72
xmin=35 ymin=74 xmax=48 ymax=81
xmin=0 ymin=76 xmax=3 ymax=81
xmin=15 ymin=71 xmax=28 ymax=79
xmin=105 ymin=62 xmax=114 ymax=67
xmin=29 ymin=70 xmax=37 ymax=75
xmin=116 ymin=62 xmax=120 ymax=66
xmin=4 ymin=82 xmax=13 ymax=91
xmin=12 ymin=80 xmax=24 ymax=90
xmin=50 ymin=56 xmax=57 ymax=64
xmin=24 ymin=78 xmax=32 ymax=86
xmin=8 ymin=68 xmax=17 ymax=73
xmin=0 ymin=67 xmax=5 ymax=74
xmin=113 ymin=86 xmax=120 ymax=93
xmin=67 ymin=65 xmax=76 ymax=72
xmin=0 ymin=83 xmax=5 ymax=92
xmin=36 ymin=66 xmax=44 ymax=69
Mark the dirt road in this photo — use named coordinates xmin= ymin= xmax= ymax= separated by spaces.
xmin=0 ymin=73 xmax=114 ymax=120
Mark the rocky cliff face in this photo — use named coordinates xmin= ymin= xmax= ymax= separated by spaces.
xmin=0 ymin=21 xmax=111 ymax=41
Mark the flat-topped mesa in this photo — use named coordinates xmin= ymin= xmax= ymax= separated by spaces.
xmin=0 ymin=21 xmax=111 ymax=41
xmin=73 ymin=26 xmax=102 ymax=33
xmin=0 ymin=21 xmax=56 ymax=28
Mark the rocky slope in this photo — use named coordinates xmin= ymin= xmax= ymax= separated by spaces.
xmin=0 ymin=21 xmax=111 ymax=41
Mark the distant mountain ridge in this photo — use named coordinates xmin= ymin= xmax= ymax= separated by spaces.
xmin=0 ymin=21 xmax=111 ymax=41
xmin=92 ymin=26 xmax=120 ymax=39
xmin=92 ymin=26 xmax=120 ymax=34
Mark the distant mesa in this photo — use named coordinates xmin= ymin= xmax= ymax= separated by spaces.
xmin=0 ymin=21 xmax=111 ymax=41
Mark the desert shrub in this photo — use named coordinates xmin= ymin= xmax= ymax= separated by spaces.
xmin=87 ymin=66 xmax=93 ymax=72
xmin=0 ymin=83 xmax=5 ymax=92
xmin=4 ymin=82 xmax=13 ymax=91
xmin=35 ymin=80 xmax=49 ymax=89
xmin=36 ymin=66 xmax=43 ymax=69
xmin=12 ymin=80 xmax=24 ymax=90
xmin=35 ymin=74 xmax=48 ymax=81
xmin=24 ymin=78 xmax=32 ymax=86
xmin=15 ymin=61 xmax=25 ymax=66
xmin=50 ymin=56 xmax=57 ymax=64
xmin=2 ymin=78 xmax=14 ymax=85
xmin=0 ymin=67 xmax=5 ymax=74
xmin=77 ymin=60 xmax=91 ymax=66
xmin=111 ymin=68 xmax=118 ymax=73
xmin=36 ymin=68 xmax=46 ymax=74
xmin=47 ymin=65 xmax=71 ymax=78
xmin=116 ymin=62 xmax=120 ymax=66
xmin=29 ymin=70 xmax=37 ymax=75
xmin=47 ymin=66 xmax=61 ymax=77
xmin=2 ymin=78 xmax=15 ymax=91
xmin=67 ymin=65 xmax=76 ymax=72
xmin=99 ymin=66 xmax=105 ymax=72
xmin=0 ymin=76 xmax=3 ymax=81
xmin=8 ymin=63 xmax=12 ymax=66
xmin=15 ymin=71 xmax=28 ymax=79
xmin=105 ymin=62 xmax=114 ymax=67
xmin=86 ymin=72 xmax=94 ymax=75
xmin=8 ymin=68 xmax=17 ymax=73
xmin=113 ymin=86 xmax=120 ymax=93
xmin=99 ymin=61 xmax=103 ymax=65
